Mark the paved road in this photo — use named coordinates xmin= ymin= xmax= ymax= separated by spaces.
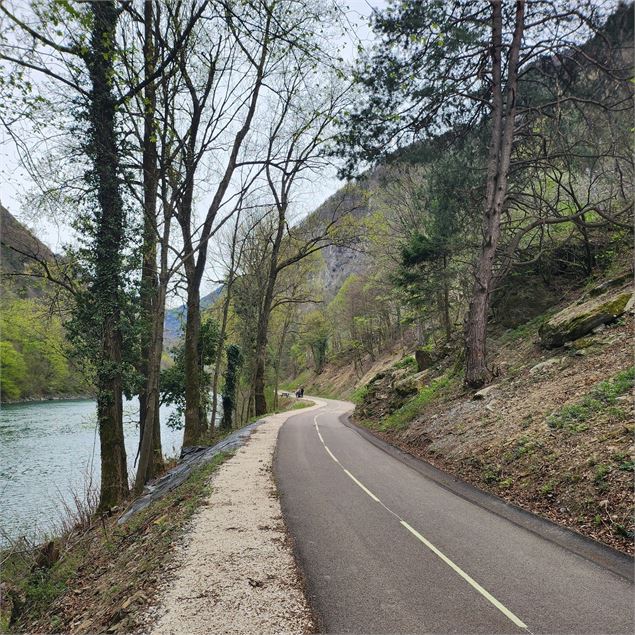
xmin=274 ymin=397 xmax=634 ymax=634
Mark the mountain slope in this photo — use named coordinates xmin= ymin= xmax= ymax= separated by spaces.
xmin=0 ymin=204 xmax=55 ymax=296
xmin=163 ymin=287 xmax=223 ymax=347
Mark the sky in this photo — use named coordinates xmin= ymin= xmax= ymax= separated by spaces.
xmin=0 ymin=0 xmax=386 ymax=254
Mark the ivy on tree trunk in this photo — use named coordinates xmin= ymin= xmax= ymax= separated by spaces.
xmin=86 ymin=0 xmax=129 ymax=510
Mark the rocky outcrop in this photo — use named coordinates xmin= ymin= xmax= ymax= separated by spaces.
xmin=355 ymin=361 xmax=434 ymax=420
xmin=539 ymin=286 xmax=633 ymax=348
xmin=415 ymin=348 xmax=435 ymax=372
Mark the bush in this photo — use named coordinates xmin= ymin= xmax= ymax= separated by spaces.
xmin=351 ymin=384 xmax=369 ymax=405
xmin=393 ymin=356 xmax=417 ymax=372
xmin=379 ymin=373 xmax=455 ymax=431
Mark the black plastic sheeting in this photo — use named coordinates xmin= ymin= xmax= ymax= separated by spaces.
xmin=117 ymin=419 xmax=266 ymax=525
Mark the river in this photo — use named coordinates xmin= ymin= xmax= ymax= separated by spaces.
xmin=0 ymin=398 xmax=183 ymax=546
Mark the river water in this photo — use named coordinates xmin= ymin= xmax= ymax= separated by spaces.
xmin=0 ymin=398 xmax=183 ymax=546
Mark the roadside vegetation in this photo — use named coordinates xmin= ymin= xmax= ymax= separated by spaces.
xmin=0 ymin=1 xmax=632 ymax=623
xmin=546 ymin=368 xmax=634 ymax=433
xmin=348 ymin=300 xmax=634 ymax=553
xmin=0 ymin=452 xmax=230 ymax=634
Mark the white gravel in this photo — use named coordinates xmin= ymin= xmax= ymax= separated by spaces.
xmin=146 ymin=402 xmax=323 ymax=635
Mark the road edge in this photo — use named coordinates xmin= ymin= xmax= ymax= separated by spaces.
xmin=341 ymin=411 xmax=634 ymax=582
xmin=272 ymin=403 xmax=329 ymax=634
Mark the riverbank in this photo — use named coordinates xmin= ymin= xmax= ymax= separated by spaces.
xmin=0 ymin=398 xmax=182 ymax=545
xmin=1 ymin=394 xmax=95 ymax=405
xmin=0 ymin=397 xmax=313 ymax=633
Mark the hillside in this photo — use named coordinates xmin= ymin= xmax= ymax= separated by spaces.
xmin=0 ymin=205 xmax=90 ymax=402
xmin=0 ymin=204 xmax=55 ymax=297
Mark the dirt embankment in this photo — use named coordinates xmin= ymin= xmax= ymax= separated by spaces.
xmin=356 ymin=312 xmax=634 ymax=554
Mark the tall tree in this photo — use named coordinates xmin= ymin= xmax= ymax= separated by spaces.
xmin=163 ymin=0 xmax=351 ymax=439
xmin=338 ymin=0 xmax=630 ymax=387
xmin=85 ymin=0 xmax=130 ymax=507
xmin=0 ymin=0 xmax=206 ymax=505
xmin=161 ymin=0 xmax=272 ymax=445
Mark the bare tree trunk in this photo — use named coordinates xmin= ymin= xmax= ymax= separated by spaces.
xmin=134 ymin=283 xmax=167 ymax=493
xmin=137 ymin=0 xmax=163 ymax=481
xmin=210 ymin=216 xmax=241 ymax=430
xmin=272 ymin=310 xmax=292 ymax=411
xmin=253 ymin=198 xmax=286 ymax=416
xmin=88 ymin=0 xmax=129 ymax=510
xmin=253 ymin=236 xmax=282 ymax=416
xmin=253 ymin=313 xmax=271 ymax=416
xmin=576 ymin=215 xmax=594 ymax=275
xmin=183 ymin=270 xmax=202 ymax=445
xmin=464 ymin=0 xmax=525 ymax=388
xmin=210 ymin=302 xmax=227 ymax=433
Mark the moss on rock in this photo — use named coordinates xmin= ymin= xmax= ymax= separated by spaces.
xmin=540 ymin=290 xmax=632 ymax=348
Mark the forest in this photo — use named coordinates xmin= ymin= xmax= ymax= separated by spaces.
xmin=0 ymin=0 xmax=632 ymax=516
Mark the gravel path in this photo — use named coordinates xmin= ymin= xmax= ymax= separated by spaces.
xmin=146 ymin=403 xmax=323 ymax=635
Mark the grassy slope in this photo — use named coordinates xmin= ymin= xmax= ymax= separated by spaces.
xmin=2 ymin=453 xmax=230 ymax=634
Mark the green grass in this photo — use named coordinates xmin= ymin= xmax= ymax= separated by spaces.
xmin=547 ymin=366 xmax=634 ymax=432
xmin=539 ymin=480 xmax=556 ymax=495
xmin=593 ymin=463 xmax=612 ymax=484
xmin=350 ymin=384 xmax=369 ymax=405
xmin=280 ymin=370 xmax=343 ymax=400
xmin=375 ymin=373 xmax=455 ymax=432
xmin=279 ymin=369 xmax=312 ymax=392
xmin=499 ymin=311 xmax=554 ymax=344
xmin=287 ymin=399 xmax=313 ymax=411
xmin=392 ymin=355 xmax=417 ymax=372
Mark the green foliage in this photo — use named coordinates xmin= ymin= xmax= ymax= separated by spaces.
xmin=593 ymin=463 xmax=612 ymax=485
xmin=392 ymin=356 xmax=417 ymax=372
xmin=539 ymin=480 xmax=556 ymax=495
xmin=481 ymin=465 xmax=501 ymax=485
xmin=336 ymin=0 xmax=491 ymax=174
xmin=288 ymin=400 xmax=312 ymax=411
xmin=159 ymin=318 xmax=220 ymax=428
xmin=392 ymin=151 xmax=480 ymax=340
xmin=350 ymin=384 xmax=369 ymax=405
xmin=300 ymin=310 xmax=330 ymax=373
xmin=0 ymin=341 xmax=26 ymax=401
xmin=0 ymin=298 xmax=90 ymax=401
xmin=377 ymin=373 xmax=455 ymax=431
xmin=547 ymin=367 xmax=634 ymax=432
xmin=499 ymin=310 xmax=556 ymax=344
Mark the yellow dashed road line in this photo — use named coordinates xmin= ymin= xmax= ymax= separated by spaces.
xmin=313 ymin=413 xmax=530 ymax=633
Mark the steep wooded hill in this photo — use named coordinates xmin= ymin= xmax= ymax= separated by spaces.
xmin=0 ymin=203 xmax=55 ymax=297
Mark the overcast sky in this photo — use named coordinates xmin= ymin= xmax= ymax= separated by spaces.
xmin=0 ymin=0 xmax=385 ymax=253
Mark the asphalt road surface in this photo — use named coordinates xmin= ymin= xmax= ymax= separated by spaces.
xmin=275 ymin=397 xmax=634 ymax=634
